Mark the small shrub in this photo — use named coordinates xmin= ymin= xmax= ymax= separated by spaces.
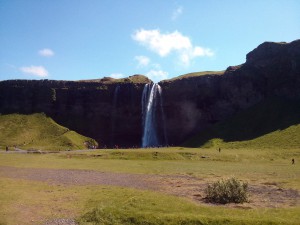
xmin=80 ymin=206 xmax=120 ymax=224
xmin=205 ymin=178 xmax=249 ymax=204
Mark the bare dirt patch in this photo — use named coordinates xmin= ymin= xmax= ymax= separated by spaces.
xmin=0 ymin=166 xmax=299 ymax=209
xmin=43 ymin=218 xmax=77 ymax=225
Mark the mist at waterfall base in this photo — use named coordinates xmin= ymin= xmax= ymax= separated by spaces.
xmin=142 ymin=83 xmax=168 ymax=148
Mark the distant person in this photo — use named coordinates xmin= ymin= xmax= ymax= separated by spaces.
xmin=218 ymin=148 xmax=221 ymax=153
xmin=292 ymin=158 xmax=295 ymax=164
xmin=5 ymin=146 xmax=8 ymax=152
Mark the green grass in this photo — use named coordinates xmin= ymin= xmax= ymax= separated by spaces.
xmin=0 ymin=178 xmax=84 ymax=225
xmin=0 ymin=113 xmax=97 ymax=151
xmin=1 ymin=147 xmax=299 ymax=189
xmin=0 ymin=147 xmax=299 ymax=224
xmin=78 ymin=74 xmax=150 ymax=84
xmin=162 ymin=71 xmax=224 ymax=82
xmin=184 ymin=97 xmax=300 ymax=149
xmin=0 ymin=178 xmax=299 ymax=225
xmin=114 ymin=74 xmax=150 ymax=83
xmin=79 ymin=186 xmax=299 ymax=225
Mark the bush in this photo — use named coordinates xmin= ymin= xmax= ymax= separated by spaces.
xmin=205 ymin=178 xmax=249 ymax=204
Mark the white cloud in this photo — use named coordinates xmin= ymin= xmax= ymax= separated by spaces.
xmin=151 ymin=63 xmax=161 ymax=69
xmin=193 ymin=46 xmax=214 ymax=57
xmin=110 ymin=73 xmax=126 ymax=79
xmin=38 ymin=48 xmax=54 ymax=57
xmin=172 ymin=6 xmax=183 ymax=20
xmin=5 ymin=63 xmax=17 ymax=69
xmin=132 ymin=29 xmax=191 ymax=57
xmin=146 ymin=69 xmax=169 ymax=82
xmin=20 ymin=66 xmax=49 ymax=77
xmin=132 ymin=29 xmax=214 ymax=66
xmin=135 ymin=55 xmax=150 ymax=67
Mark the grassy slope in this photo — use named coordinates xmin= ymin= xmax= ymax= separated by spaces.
xmin=78 ymin=74 xmax=150 ymax=84
xmin=162 ymin=71 xmax=224 ymax=82
xmin=114 ymin=74 xmax=150 ymax=83
xmin=0 ymin=113 xmax=97 ymax=151
xmin=184 ymin=97 xmax=300 ymax=149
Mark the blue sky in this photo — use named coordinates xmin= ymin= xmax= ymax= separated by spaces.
xmin=0 ymin=0 xmax=299 ymax=82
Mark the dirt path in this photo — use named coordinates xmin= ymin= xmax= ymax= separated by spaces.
xmin=0 ymin=166 xmax=299 ymax=209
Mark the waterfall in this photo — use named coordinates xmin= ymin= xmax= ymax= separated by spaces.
xmin=141 ymin=83 xmax=167 ymax=148
xmin=110 ymin=85 xmax=120 ymax=147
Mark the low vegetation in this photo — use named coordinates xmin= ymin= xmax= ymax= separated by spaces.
xmin=114 ymin=74 xmax=151 ymax=83
xmin=205 ymin=178 xmax=249 ymax=204
xmin=78 ymin=74 xmax=150 ymax=84
xmin=162 ymin=70 xmax=224 ymax=82
xmin=0 ymin=113 xmax=97 ymax=151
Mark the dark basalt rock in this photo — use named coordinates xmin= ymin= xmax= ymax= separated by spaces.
xmin=159 ymin=39 xmax=300 ymax=145
xmin=0 ymin=75 xmax=151 ymax=148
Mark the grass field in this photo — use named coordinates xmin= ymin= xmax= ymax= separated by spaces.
xmin=0 ymin=147 xmax=299 ymax=225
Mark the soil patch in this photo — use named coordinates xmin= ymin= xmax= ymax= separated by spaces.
xmin=0 ymin=166 xmax=299 ymax=209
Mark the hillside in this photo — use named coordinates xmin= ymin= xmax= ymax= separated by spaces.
xmin=162 ymin=70 xmax=224 ymax=82
xmin=183 ymin=97 xmax=300 ymax=149
xmin=78 ymin=74 xmax=151 ymax=84
xmin=0 ymin=113 xmax=97 ymax=151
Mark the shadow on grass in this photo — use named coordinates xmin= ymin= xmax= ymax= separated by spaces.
xmin=183 ymin=97 xmax=300 ymax=147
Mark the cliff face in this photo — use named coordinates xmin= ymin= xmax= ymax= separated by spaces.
xmin=160 ymin=39 xmax=300 ymax=144
xmin=0 ymin=75 xmax=151 ymax=147
xmin=1 ymin=40 xmax=300 ymax=147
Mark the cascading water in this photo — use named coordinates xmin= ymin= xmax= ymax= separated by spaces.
xmin=110 ymin=85 xmax=120 ymax=147
xmin=141 ymin=83 xmax=167 ymax=147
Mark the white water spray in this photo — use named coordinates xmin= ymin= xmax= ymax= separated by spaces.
xmin=110 ymin=85 xmax=120 ymax=146
xmin=141 ymin=83 xmax=167 ymax=147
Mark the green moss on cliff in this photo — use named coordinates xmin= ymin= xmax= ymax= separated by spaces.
xmin=115 ymin=74 xmax=151 ymax=83
xmin=0 ymin=113 xmax=98 ymax=151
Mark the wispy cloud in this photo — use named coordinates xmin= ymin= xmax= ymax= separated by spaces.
xmin=172 ymin=6 xmax=183 ymax=20
xmin=146 ymin=69 xmax=169 ymax=82
xmin=5 ymin=63 xmax=17 ymax=70
xmin=20 ymin=66 xmax=49 ymax=77
xmin=135 ymin=55 xmax=150 ymax=68
xmin=38 ymin=48 xmax=54 ymax=57
xmin=132 ymin=29 xmax=214 ymax=66
xmin=110 ymin=73 xmax=126 ymax=79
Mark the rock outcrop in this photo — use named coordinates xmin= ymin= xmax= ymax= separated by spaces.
xmin=1 ymin=40 xmax=299 ymax=147
xmin=160 ymin=39 xmax=300 ymax=144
